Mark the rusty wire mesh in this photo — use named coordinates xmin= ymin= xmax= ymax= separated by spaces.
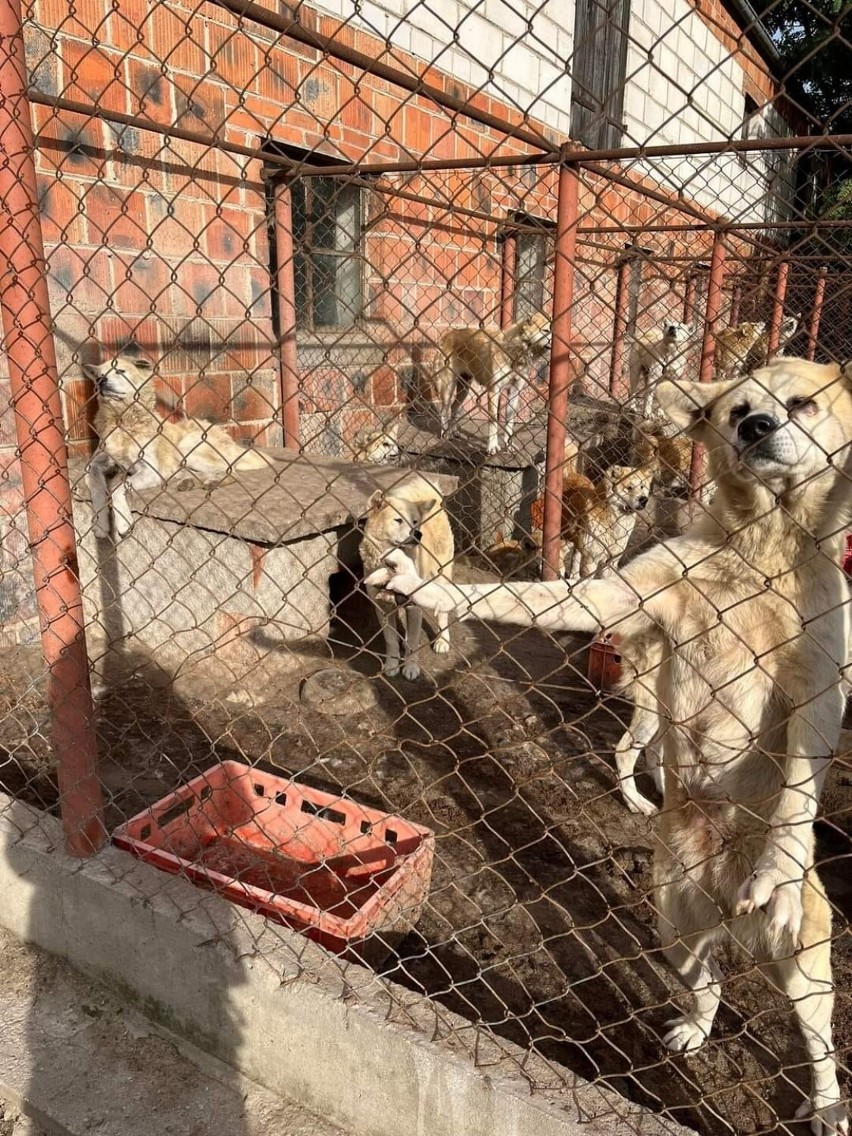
xmin=1 ymin=0 xmax=852 ymax=1131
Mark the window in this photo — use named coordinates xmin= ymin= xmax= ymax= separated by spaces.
xmin=290 ymin=175 xmax=363 ymax=330
xmin=570 ymin=0 xmax=630 ymax=150
xmin=513 ymin=218 xmax=553 ymax=322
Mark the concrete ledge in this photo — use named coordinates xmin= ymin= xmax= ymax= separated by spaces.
xmin=0 ymin=793 xmax=693 ymax=1136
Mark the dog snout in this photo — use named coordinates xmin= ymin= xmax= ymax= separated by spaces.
xmin=637 ymin=494 xmax=649 ymax=509
xmin=412 ymin=528 xmax=423 ymax=542
xmin=738 ymin=412 xmax=778 ymax=445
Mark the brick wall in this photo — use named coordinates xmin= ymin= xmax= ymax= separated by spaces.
xmin=0 ymin=0 xmax=789 ymax=640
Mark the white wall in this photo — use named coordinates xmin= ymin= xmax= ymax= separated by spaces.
xmin=311 ymin=0 xmax=792 ymax=222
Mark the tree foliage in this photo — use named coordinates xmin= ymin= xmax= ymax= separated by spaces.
xmin=759 ymin=0 xmax=852 ymax=133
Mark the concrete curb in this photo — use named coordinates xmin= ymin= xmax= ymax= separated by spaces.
xmin=0 ymin=793 xmax=694 ymax=1136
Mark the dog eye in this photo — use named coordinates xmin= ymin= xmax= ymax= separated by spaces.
xmin=786 ymin=395 xmax=816 ymax=414
xmin=728 ymin=402 xmax=750 ymax=425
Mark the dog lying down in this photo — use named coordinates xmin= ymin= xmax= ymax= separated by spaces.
xmin=367 ymin=357 xmax=852 ymax=1134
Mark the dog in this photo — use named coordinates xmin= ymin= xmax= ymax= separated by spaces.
xmin=85 ymin=353 xmax=269 ymax=540
xmin=560 ymin=464 xmax=653 ymax=578
xmin=360 ymin=473 xmax=454 ymax=681
xmin=434 ymin=314 xmax=552 ymax=455
xmin=715 ymin=320 xmax=767 ymax=379
xmin=633 ymin=426 xmax=692 ymax=490
xmin=716 ymin=314 xmax=800 ymax=378
xmin=473 ymin=537 xmax=541 ymax=580
xmin=368 ymin=357 xmax=852 ymax=1134
xmin=628 ymin=321 xmax=694 ymax=418
xmin=351 ymin=420 xmax=401 ymax=464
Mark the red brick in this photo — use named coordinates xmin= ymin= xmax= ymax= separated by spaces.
xmin=35 ymin=0 xmax=112 ymax=42
xmin=34 ymin=105 xmax=107 ymax=180
xmin=62 ymin=41 xmax=128 ymax=115
xmin=183 ymin=372 xmax=233 ymax=420
xmin=111 ymin=253 xmax=171 ymax=316
xmin=203 ymin=207 xmax=253 ymax=264
xmin=148 ymin=5 xmax=208 ymax=74
xmin=125 ymin=58 xmax=175 ymax=124
xmin=47 ymin=245 xmax=114 ymax=313
xmin=37 ymin=175 xmax=86 ymax=245
xmin=172 ymin=73 xmax=228 ymax=135
xmin=231 ymin=375 xmax=277 ymax=422
xmin=84 ymin=182 xmax=151 ymax=250
xmin=207 ymin=21 xmax=261 ymax=91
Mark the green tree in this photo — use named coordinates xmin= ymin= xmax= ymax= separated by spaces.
xmin=759 ymin=0 xmax=852 ymax=133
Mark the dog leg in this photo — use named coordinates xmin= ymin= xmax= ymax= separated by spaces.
xmin=656 ymin=883 xmax=723 ymax=1053
xmin=642 ymin=364 xmax=662 ymax=418
xmin=734 ymin=671 xmax=843 ymax=941
xmin=401 ymin=604 xmax=423 ymax=680
xmin=503 ymin=382 xmax=520 ymax=447
xmin=770 ymin=879 xmax=847 ymax=1135
xmin=380 ymin=607 xmax=402 ymax=678
xmin=433 ymin=609 xmax=451 ymax=655
xmin=486 ymin=385 xmax=501 ymax=456
xmin=87 ymin=456 xmax=113 ymax=540
xmin=615 ymin=701 xmax=662 ymax=815
xmin=110 ymin=476 xmax=134 ymax=538
xmin=438 ymin=366 xmax=455 ymax=437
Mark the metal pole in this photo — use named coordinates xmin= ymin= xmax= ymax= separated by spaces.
xmin=688 ymin=236 xmax=727 ymax=507
xmin=683 ymin=272 xmax=699 ymax=326
xmin=0 ymin=0 xmax=104 ymax=855
xmin=609 ymin=252 xmax=632 ymax=399
xmin=766 ymin=260 xmax=789 ymax=356
xmin=729 ymin=282 xmax=742 ymax=327
xmin=806 ymin=266 xmax=827 ymax=362
xmin=274 ymin=179 xmax=300 ymax=450
xmin=499 ymin=232 xmax=517 ymax=329
xmin=541 ymin=165 xmax=579 ymax=581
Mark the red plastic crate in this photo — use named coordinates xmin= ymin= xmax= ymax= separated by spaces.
xmin=113 ymin=761 xmax=434 ymax=962
xmin=588 ymin=634 xmax=622 ymax=690
xmin=844 ymin=534 xmax=852 ymax=578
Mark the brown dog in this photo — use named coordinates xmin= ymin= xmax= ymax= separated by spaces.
xmin=434 ymin=314 xmax=551 ymax=455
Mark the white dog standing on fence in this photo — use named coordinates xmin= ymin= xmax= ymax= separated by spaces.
xmin=368 ymin=357 xmax=852 ymax=1135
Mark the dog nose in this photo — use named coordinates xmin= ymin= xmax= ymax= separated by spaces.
xmin=738 ymin=413 xmax=778 ymax=445
xmin=412 ymin=528 xmax=422 ymax=542
xmin=637 ymin=495 xmax=648 ymax=508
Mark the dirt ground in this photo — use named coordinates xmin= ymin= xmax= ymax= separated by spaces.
xmin=1 ymin=557 xmax=851 ymax=1136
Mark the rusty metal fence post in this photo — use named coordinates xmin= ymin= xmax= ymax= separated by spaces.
xmin=608 ymin=249 xmax=633 ymax=399
xmin=541 ymin=163 xmax=579 ymax=581
xmin=500 ymin=229 xmax=517 ymax=329
xmin=807 ymin=265 xmax=827 ymax=361
xmin=274 ymin=177 xmax=301 ymax=450
xmin=688 ymin=236 xmax=727 ymax=505
xmin=0 ymin=0 xmax=104 ymax=854
xmin=767 ymin=259 xmax=789 ymax=356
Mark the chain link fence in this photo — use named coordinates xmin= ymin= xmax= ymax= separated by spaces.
xmin=1 ymin=0 xmax=852 ymax=1130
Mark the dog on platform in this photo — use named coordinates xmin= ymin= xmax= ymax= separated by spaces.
xmin=368 ymin=357 xmax=852 ymax=1134
xmin=435 ymin=314 xmax=552 ymax=455
xmin=85 ymin=352 xmax=269 ymax=540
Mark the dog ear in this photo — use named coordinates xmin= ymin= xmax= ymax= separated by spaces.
xmin=840 ymin=361 xmax=852 ymax=387
xmin=82 ymin=362 xmax=102 ymax=380
xmin=366 ymin=490 xmax=384 ymax=510
xmin=418 ymin=497 xmax=438 ymax=520
xmin=656 ymin=378 xmax=737 ymax=435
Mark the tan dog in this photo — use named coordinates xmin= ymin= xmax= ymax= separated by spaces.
xmin=633 ymin=426 xmax=693 ymax=489
xmin=561 ymin=464 xmax=653 ymax=578
xmin=715 ymin=314 xmax=800 ymax=378
xmin=715 ymin=320 xmax=767 ymax=378
xmin=361 ymin=473 xmax=454 ymax=681
xmin=435 ymin=313 xmax=552 ymax=455
xmin=85 ymin=353 xmax=268 ymax=540
xmin=628 ymin=320 xmax=694 ymax=417
xmin=351 ymin=420 xmax=401 ymax=464
xmin=475 ymin=537 xmax=541 ymax=580
xmin=369 ymin=357 xmax=852 ymax=1134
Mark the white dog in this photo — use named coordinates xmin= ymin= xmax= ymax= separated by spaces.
xmin=85 ymin=353 xmax=269 ymax=540
xmin=629 ymin=321 xmax=694 ymax=417
xmin=368 ymin=357 xmax=852 ymax=1134
xmin=361 ymin=473 xmax=454 ymax=681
